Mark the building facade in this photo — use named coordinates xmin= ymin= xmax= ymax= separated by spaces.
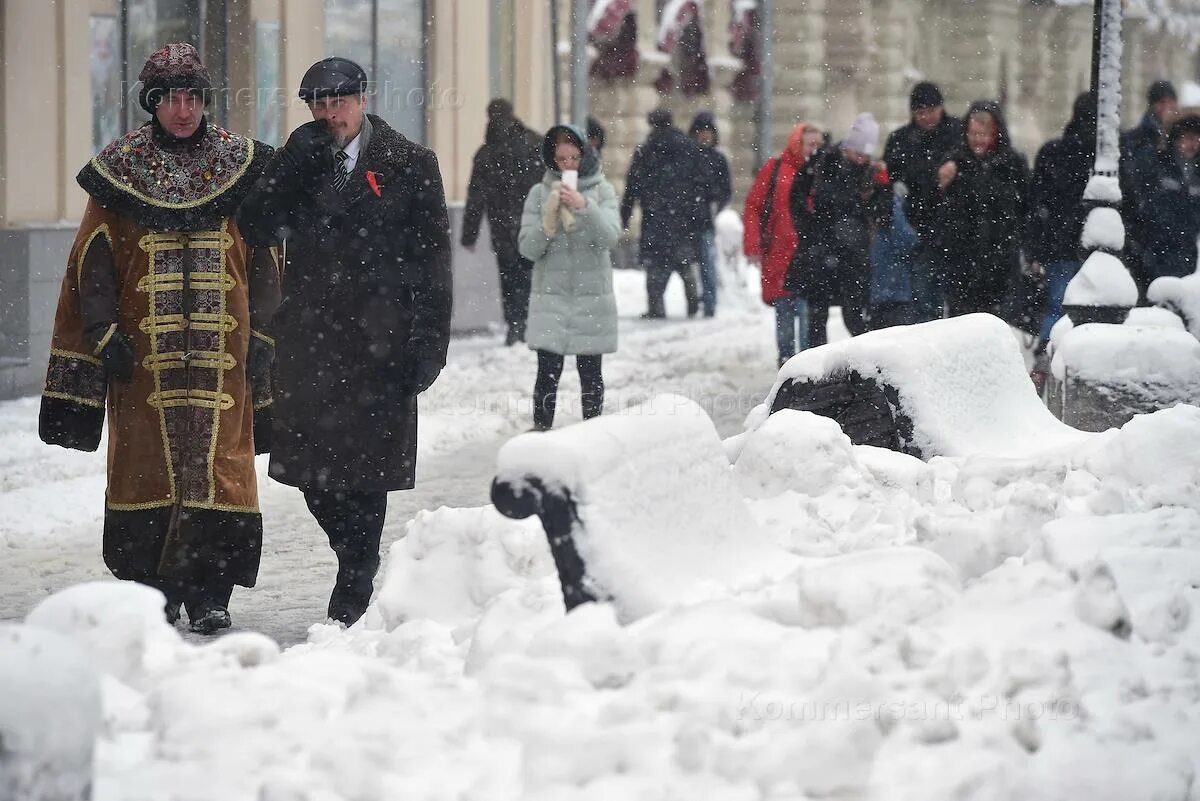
xmin=0 ymin=0 xmax=1196 ymax=398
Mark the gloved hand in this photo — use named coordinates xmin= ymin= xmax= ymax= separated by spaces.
xmin=277 ymin=120 xmax=334 ymax=183
xmin=246 ymin=336 xmax=274 ymax=384
xmin=542 ymin=184 xmax=562 ymax=238
xmin=100 ymin=330 xmax=135 ymax=383
xmin=402 ymin=358 xmax=443 ymax=395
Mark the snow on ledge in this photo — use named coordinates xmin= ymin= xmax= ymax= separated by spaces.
xmin=1083 ymin=175 xmax=1123 ymax=204
xmin=1080 ymin=207 xmax=1125 ymax=252
xmin=1148 ymin=271 xmax=1200 ymax=339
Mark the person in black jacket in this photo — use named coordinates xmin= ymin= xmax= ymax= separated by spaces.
xmin=882 ymin=82 xmax=962 ymax=321
xmin=689 ymin=111 xmax=733 ymax=317
xmin=1121 ymin=80 xmax=1180 ymax=294
xmin=237 ymin=57 xmax=452 ymax=627
xmin=462 ymin=99 xmax=543 ymax=345
xmin=621 ymin=108 xmax=709 ymax=318
xmin=931 ymin=100 xmax=1030 ymax=317
xmin=803 ymin=112 xmax=889 ymax=344
xmin=1028 ymin=91 xmax=1096 ymax=341
xmin=1133 ymin=114 xmax=1200 ymax=283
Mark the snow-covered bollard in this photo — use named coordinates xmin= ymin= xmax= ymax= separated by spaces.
xmin=491 ymin=394 xmax=796 ymax=621
xmin=0 ymin=624 xmax=101 ymax=801
xmin=1048 ymin=324 xmax=1200 ymax=432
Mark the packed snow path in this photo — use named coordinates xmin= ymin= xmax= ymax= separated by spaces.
xmin=1 ymin=273 xmax=785 ymax=646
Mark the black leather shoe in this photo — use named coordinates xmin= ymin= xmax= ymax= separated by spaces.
xmin=189 ymin=607 xmax=232 ymax=635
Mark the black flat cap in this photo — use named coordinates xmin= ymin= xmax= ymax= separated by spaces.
xmin=299 ymin=57 xmax=368 ymax=102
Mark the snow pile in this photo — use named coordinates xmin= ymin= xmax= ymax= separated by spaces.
xmin=496 ymin=394 xmax=798 ymax=620
xmin=0 ymin=624 xmax=101 ymax=801
xmin=12 ymin=399 xmax=1200 ymax=800
xmin=1062 ymin=252 xmax=1139 ymax=308
xmin=368 ymin=505 xmax=556 ymax=634
xmin=764 ymin=313 xmax=1090 ymax=458
xmin=1149 ymin=270 xmax=1200 ymax=339
xmin=1079 ymin=206 xmax=1125 ymax=252
xmin=714 ymin=207 xmax=759 ymax=308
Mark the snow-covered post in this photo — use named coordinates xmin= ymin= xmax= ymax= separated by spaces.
xmin=755 ymin=0 xmax=774 ymax=168
xmin=570 ymin=0 xmax=590 ymax=129
xmin=1065 ymin=0 xmax=1138 ymax=324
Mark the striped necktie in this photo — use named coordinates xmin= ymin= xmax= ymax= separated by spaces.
xmin=332 ymin=149 xmax=349 ymax=192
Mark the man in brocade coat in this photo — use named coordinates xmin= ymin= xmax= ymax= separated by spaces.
xmin=40 ymin=43 xmax=279 ymax=634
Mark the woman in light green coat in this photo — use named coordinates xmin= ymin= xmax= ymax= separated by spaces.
xmin=518 ymin=124 xmax=620 ymax=431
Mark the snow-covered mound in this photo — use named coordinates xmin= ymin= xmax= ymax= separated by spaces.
xmin=0 ymin=624 xmax=101 ymax=801
xmin=765 ymin=313 xmax=1090 ymax=458
xmin=1149 ymin=270 xmax=1200 ymax=340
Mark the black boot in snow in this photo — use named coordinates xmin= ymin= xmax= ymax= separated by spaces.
xmin=164 ymin=600 xmax=183 ymax=625
xmin=189 ymin=607 xmax=232 ymax=635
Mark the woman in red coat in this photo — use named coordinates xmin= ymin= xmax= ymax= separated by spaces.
xmin=744 ymin=123 xmax=825 ymax=366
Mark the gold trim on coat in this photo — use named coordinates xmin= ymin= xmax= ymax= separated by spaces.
xmin=92 ymin=323 xmax=118 ymax=356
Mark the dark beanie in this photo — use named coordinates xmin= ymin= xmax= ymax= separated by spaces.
xmin=486 ymin=98 xmax=514 ymax=120
xmin=910 ymin=81 xmax=944 ymax=111
xmin=1148 ymin=80 xmax=1177 ymax=105
xmin=648 ymin=108 xmax=674 ymax=129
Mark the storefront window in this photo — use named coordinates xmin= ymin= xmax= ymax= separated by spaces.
xmin=90 ymin=15 xmax=123 ymax=151
xmin=324 ymin=0 xmax=427 ymax=144
xmin=255 ymin=22 xmax=283 ymax=145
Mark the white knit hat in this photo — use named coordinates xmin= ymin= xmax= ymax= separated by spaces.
xmin=842 ymin=112 xmax=880 ymax=155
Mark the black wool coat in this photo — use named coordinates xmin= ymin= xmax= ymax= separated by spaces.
xmin=461 ymin=116 xmax=544 ymax=263
xmin=882 ymin=115 xmax=963 ymax=241
xmin=237 ymin=115 xmax=452 ymax=492
xmin=932 ymin=144 xmax=1029 ymax=310
xmin=620 ymin=126 xmax=710 ymax=261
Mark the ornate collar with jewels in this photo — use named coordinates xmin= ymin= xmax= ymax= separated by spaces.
xmin=78 ymin=121 xmax=272 ymax=232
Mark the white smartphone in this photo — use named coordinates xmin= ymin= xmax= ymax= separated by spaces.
xmin=562 ymin=169 xmax=578 ymax=191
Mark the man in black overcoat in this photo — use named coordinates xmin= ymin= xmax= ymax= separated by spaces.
xmin=237 ymin=57 xmax=452 ymax=625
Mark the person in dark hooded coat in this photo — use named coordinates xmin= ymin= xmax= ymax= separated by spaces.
xmin=930 ymin=100 xmax=1030 ymax=317
xmin=1121 ymin=80 xmax=1180 ymax=293
xmin=462 ymin=99 xmax=544 ymax=345
xmin=620 ymin=108 xmax=709 ymax=318
xmin=236 ymin=57 xmax=452 ymax=627
xmin=1133 ymin=114 xmax=1200 ymax=283
xmin=689 ymin=111 xmax=733 ymax=317
xmin=1027 ymin=91 xmax=1096 ymax=340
